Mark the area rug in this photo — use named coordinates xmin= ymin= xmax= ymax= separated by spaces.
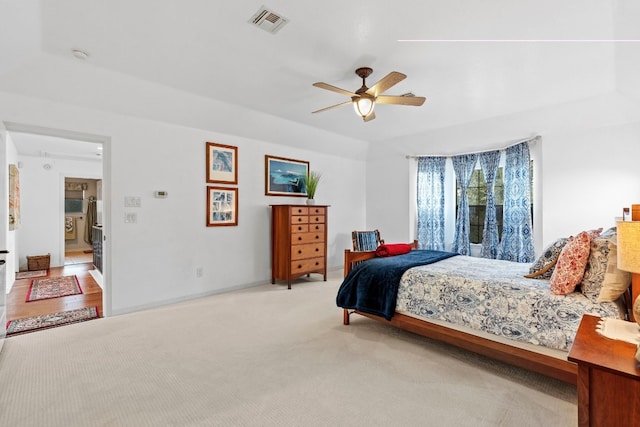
xmin=16 ymin=270 xmax=48 ymax=280
xmin=6 ymin=307 xmax=100 ymax=336
xmin=26 ymin=275 xmax=82 ymax=302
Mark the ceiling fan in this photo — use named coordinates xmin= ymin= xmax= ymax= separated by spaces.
xmin=312 ymin=67 xmax=426 ymax=122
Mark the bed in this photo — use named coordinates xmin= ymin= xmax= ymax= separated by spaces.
xmin=337 ymin=237 xmax=633 ymax=385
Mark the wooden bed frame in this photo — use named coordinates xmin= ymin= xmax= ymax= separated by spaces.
xmin=341 ymin=241 xmax=636 ymax=385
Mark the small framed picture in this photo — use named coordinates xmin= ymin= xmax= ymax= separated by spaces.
xmin=206 ymin=186 xmax=238 ymax=226
xmin=265 ymin=155 xmax=309 ymax=197
xmin=206 ymin=142 xmax=238 ymax=184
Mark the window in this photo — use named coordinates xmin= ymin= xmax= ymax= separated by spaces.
xmin=456 ymin=160 xmax=532 ymax=244
xmin=65 ymin=189 xmax=84 ymax=213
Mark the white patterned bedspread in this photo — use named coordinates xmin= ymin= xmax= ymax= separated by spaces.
xmin=396 ymin=255 xmax=625 ymax=352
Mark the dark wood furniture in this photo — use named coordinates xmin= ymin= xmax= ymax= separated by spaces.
xmin=270 ymin=204 xmax=328 ymax=289
xmin=341 ymin=243 xmax=637 ymax=384
xmin=92 ymin=225 xmax=103 ymax=273
xmin=568 ymin=314 xmax=640 ymax=427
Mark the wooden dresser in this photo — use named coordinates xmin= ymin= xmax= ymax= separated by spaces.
xmin=270 ymin=204 xmax=329 ymax=289
xmin=568 ymin=314 xmax=640 ymax=427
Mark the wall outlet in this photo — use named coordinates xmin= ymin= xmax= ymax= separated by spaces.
xmin=196 ymin=267 xmax=203 ymax=278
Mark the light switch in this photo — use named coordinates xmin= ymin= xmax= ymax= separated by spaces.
xmin=124 ymin=212 xmax=137 ymax=223
xmin=124 ymin=196 xmax=141 ymax=207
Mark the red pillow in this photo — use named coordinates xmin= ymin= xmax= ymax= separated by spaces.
xmin=375 ymin=243 xmax=412 ymax=257
xmin=550 ymin=231 xmax=591 ymax=295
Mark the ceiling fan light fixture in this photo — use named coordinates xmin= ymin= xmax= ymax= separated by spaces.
xmin=353 ymin=97 xmax=375 ymax=118
xmin=312 ymin=67 xmax=424 ymax=122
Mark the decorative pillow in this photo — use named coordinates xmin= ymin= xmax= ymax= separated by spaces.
xmin=528 ymin=237 xmax=569 ymax=279
xmin=375 ymin=243 xmax=412 ymax=257
xmin=581 ymin=233 xmax=631 ymax=302
xmin=587 ymin=227 xmax=603 ymax=239
xmin=550 ymin=231 xmax=592 ymax=295
xmin=600 ymin=226 xmax=616 ymax=237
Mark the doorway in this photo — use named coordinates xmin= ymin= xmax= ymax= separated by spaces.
xmin=4 ymin=126 xmax=110 ymax=334
xmin=64 ymin=177 xmax=100 ymax=266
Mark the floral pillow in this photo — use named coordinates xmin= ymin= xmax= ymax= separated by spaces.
xmin=581 ymin=233 xmax=631 ymax=302
xmin=550 ymin=231 xmax=592 ymax=295
xmin=528 ymin=237 xmax=568 ymax=279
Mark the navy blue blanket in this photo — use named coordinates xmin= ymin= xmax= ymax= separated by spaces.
xmin=336 ymin=250 xmax=457 ymax=321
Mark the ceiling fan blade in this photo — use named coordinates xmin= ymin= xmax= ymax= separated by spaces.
xmin=365 ymin=72 xmax=406 ymax=97
xmin=312 ymin=82 xmax=358 ymax=97
xmin=363 ymin=111 xmax=376 ymax=122
xmin=312 ymin=100 xmax=352 ymax=114
xmin=376 ymin=95 xmax=426 ymax=106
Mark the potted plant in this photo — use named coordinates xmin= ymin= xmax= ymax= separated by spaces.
xmin=305 ymin=170 xmax=322 ymax=205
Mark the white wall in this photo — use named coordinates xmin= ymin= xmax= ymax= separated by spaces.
xmin=17 ymin=155 xmax=102 ymax=270
xmin=3 ymin=133 xmax=18 ymax=291
xmin=540 ymin=121 xmax=640 ymax=243
xmin=0 ymin=91 xmax=367 ymax=315
xmin=615 ymin=0 xmax=640 ymax=104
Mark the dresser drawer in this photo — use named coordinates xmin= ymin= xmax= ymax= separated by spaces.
xmin=290 ymin=207 xmax=309 ymax=215
xmin=291 ymin=257 xmax=325 ymax=274
xmin=308 ymin=207 xmax=326 ymax=215
xmin=291 ymin=223 xmax=309 ymax=233
xmin=309 ymin=215 xmax=325 ymax=224
xmin=307 ymin=223 xmax=325 ymax=233
xmin=291 ymin=215 xmax=309 ymax=224
xmin=291 ymin=242 xmax=324 ymax=260
xmin=292 ymin=232 xmax=325 ymax=244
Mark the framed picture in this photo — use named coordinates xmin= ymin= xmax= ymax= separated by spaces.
xmin=265 ymin=155 xmax=309 ymax=197
xmin=206 ymin=186 xmax=238 ymax=226
xmin=206 ymin=142 xmax=238 ymax=184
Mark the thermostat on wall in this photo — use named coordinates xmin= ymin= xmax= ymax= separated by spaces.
xmin=154 ymin=191 xmax=168 ymax=198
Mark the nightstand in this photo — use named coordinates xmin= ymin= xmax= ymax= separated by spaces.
xmin=568 ymin=314 xmax=640 ymax=427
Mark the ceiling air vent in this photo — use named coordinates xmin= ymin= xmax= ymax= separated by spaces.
xmin=248 ymin=6 xmax=289 ymax=34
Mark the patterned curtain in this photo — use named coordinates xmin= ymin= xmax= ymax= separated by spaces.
xmin=497 ymin=142 xmax=535 ymax=262
xmin=451 ymin=154 xmax=478 ymax=255
xmin=478 ymin=150 xmax=501 ymax=259
xmin=416 ymin=157 xmax=447 ymax=250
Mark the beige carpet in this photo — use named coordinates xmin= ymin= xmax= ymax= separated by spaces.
xmin=0 ymin=269 xmax=576 ymax=426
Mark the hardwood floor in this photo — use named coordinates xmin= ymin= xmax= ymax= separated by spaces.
xmin=64 ymin=250 xmax=94 ymax=265
xmin=7 ymin=262 xmax=103 ymax=326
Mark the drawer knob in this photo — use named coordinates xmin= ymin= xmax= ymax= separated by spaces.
xmin=298 ymin=250 xmax=302 ymax=254
xmin=298 ymin=237 xmax=302 ymax=241
xmin=315 ymin=248 xmax=319 ymax=252
xmin=315 ymin=262 xmax=319 ymax=266
xmin=298 ymin=218 xmax=302 ymax=222
xmin=298 ymin=226 xmax=302 ymax=230
xmin=315 ymin=235 xmax=319 ymax=239
xmin=298 ymin=265 xmax=302 ymax=269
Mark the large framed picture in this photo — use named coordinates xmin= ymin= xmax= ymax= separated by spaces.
xmin=206 ymin=186 xmax=238 ymax=226
xmin=206 ymin=142 xmax=238 ymax=184
xmin=265 ymin=155 xmax=309 ymax=197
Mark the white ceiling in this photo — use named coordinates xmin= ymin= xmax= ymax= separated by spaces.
xmin=7 ymin=131 xmax=102 ymax=162
xmin=1 ymin=0 xmax=639 ymax=153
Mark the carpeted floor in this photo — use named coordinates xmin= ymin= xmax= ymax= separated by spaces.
xmin=26 ymin=275 xmax=82 ymax=302
xmin=0 ymin=270 xmax=577 ymax=426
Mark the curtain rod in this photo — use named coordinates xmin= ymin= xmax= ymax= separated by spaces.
xmin=405 ymin=135 xmax=540 ymax=159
